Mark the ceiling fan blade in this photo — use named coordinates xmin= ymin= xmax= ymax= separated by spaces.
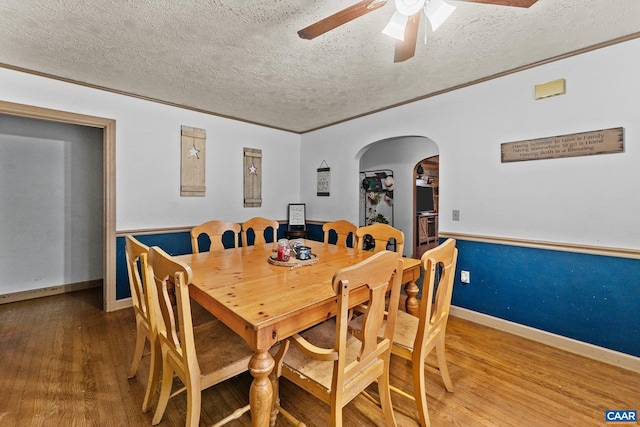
xmin=298 ymin=0 xmax=387 ymax=40
xmin=457 ymin=0 xmax=538 ymax=8
xmin=394 ymin=12 xmax=420 ymax=63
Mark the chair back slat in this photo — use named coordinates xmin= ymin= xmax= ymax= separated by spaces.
xmin=333 ymin=251 xmax=404 ymax=385
xmin=241 ymin=217 xmax=279 ymax=247
xmin=124 ymin=235 xmax=162 ymax=411
xmin=355 ymin=223 xmax=404 ymax=254
xmin=125 ymin=235 xmax=150 ymax=319
xmin=149 ymin=246 xmax=195 ymax=362
xmin=191 ymin=220 xmax=241 ymax=253
xmin=415 ymin=238 xmax=458 ymax=354
xmin=323 ymin=220 xmax=357 ymax=247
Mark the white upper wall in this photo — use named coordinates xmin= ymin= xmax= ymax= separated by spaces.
xmin=300 ymin=38 xmax=640 ymax=250
xmin=0 ymin=68 xmax=301 ymax=231
xmin=1 ymin=37 xmax=639 ymax=250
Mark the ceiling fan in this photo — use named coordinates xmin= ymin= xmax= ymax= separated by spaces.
xmin=298 ymin=0 xmax=538 ymax=63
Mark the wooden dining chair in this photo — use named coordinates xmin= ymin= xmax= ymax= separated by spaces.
xmin=124 ymin=235 xmax=159 ymax=413
xmin=350 ymin=238 xmax=458 ymax=427
xmin=190 ymin=220 xmax=241 ymax=253
xmin=148 ymin=246 xmax=255 ymax=427
xmin=241 ymin=216 xmax=279 ymax=248
xmin=355 ymin=223 xmax=404 ymax=254
xmin=272 ymin=251 xmax=404 ymax=427
xmin=322 ymin=220 xmax=357 ymax=248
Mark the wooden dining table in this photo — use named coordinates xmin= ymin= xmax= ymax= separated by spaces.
xmin=176 ymin=240 xmax=421 ymax=427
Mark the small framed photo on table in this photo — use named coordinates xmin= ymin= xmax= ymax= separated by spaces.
xmin=287 ymin=203 xmax=307 ymax=238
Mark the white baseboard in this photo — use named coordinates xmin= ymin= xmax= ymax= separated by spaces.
xmin=0 ymin=280 xmax=102 ymax=304
xmin=450 ymin=306 xmax=640 ymax=374
xmin=113 ymin=296 xmax=133 ymax=311
xmin=1 ymin=280 xmax=134 ymax=312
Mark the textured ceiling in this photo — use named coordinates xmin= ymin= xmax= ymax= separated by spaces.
xmin=1 ymin=0 xmax=639 ymax=133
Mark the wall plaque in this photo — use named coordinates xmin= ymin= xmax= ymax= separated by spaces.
xmin=501 ymin=127 xmax=624 ymax=163
xmin=317 ymin=160 xmax=330 ymax=196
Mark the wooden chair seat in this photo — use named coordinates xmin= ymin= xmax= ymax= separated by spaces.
xmin=278 ymin=319 xmax=368 ymax=393
xmin=190 ymin=298 xmax=220 ymax=327
xmin=350 ymin=309 xmax=438 ymax=352
xmin=384 ymin=311 xmax=422 ymax=351
xmin=190 ymin=319 xmax=254 ymax=390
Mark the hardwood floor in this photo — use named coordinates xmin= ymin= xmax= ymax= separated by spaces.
xmin=0 ymin=288 xmax=637 ymax=426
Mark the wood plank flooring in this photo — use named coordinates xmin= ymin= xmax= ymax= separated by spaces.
xmin=0 ymin=288 xmax=637 ymax=426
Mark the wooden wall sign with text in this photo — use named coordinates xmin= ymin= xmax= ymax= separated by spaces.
xmin=501 ymin=127 xmax=624 ymax=163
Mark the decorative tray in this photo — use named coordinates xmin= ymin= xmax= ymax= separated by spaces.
xmin=268 ymin=253 xmax=318 ymax=268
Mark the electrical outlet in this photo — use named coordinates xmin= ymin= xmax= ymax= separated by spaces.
xmin=461 ymin=270 xmax=470 ymax=283
xmin=452 ymin=210 xmax=460 ymax=221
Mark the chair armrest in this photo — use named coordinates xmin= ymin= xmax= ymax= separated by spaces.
xmin=289 ymin=334 xmax=339 ymax=361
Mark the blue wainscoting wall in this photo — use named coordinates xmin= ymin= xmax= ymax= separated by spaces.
xmin=115 ymin=226 xmax=639 ymax=358
xmin=116 ymin=231 xmax=193 ymax=300
xmin=115 ymin=223 xmax=325 ymax=300
xmin=450 ymin=239 xmax=640 ymax=358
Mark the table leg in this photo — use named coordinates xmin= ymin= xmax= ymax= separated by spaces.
xmin=249 ymin=350 xmax=275 ymax=427
xmin=404 ymin=280 xmax=419 ymax=317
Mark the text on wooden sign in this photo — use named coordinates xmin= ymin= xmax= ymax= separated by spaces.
xmin=501 ymin=127 xmax=624 ymax=163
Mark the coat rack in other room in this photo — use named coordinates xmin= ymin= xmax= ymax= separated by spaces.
xmin=359 ymin=170 xmax=394 ymax=227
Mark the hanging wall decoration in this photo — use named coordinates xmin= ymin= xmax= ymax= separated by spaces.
xmin=317 ymin=160 xmax=330 ymax=196
xmin=243 ymin=147 xmax=262 ymax=207
xmin=180 ymin=125 xmax=206 ymax=197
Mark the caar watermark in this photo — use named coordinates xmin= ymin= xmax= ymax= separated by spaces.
xmin=606 ymin=410 xmax=637 ymax=424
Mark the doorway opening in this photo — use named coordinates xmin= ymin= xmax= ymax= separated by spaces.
xmin=0 ymin=100 xmax=116 ymax=311
xmin=414 ymin=156 xmax=439 ymax=259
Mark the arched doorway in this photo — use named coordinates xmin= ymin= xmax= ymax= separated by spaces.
xmin=357 ymin=136 xmax=438 ymax=258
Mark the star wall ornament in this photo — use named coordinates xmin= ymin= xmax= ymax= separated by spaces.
xmin=249 ymin=163 xmax=257 ymax=174
xmin=188 ymin=144 xmax=200 ymax=159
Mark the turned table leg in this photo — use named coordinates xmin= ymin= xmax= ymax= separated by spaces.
xmin=249 ymin=350 xmax=275 ymax=427
xmin=402 ymin=260 xmax=422 ymax=317
xmin=404 ymin=280 xmax=420 ymax=317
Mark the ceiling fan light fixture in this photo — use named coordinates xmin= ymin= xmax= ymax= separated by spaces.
xmin=425 ymin=0 xmax=456 ymax=31
xmin=382 ymin=11 xmax=409 ymax=41
xmin=395 ymin=0 xmax=426 ymax=16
